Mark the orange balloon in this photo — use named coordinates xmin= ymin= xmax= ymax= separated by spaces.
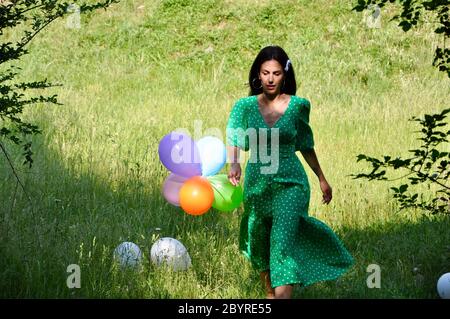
xmin=179 ymin=176 xmax=214 ymax=216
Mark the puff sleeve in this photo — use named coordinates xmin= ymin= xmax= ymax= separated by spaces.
xmin=226 ymin=98 xmax=249 ymax=151
xmin=295 ymin=98 xmax=315 ymax=152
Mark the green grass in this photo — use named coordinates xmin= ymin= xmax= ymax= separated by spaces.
xmin=1 ymin=0 xmax=449 ymax=298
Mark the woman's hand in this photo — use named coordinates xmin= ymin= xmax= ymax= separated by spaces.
xmin=320 ymin=179 xmax=332 ymax=204
xmin=228 ymin=163 xmax=242 ymax=186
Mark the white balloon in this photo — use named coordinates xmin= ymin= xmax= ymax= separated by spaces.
xmin=150 ymin=237 xmax=192 ymax=271
xmin=196 ymin=136 xmax=226 ymax=176
xmin=437 ymin=272 xmax=450 ymax=299
xmin=114 ymin=242 xmax=142 ymax=268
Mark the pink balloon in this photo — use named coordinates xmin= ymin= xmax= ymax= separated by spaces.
xmin=162 ymin=173 xmax=188 ymax=206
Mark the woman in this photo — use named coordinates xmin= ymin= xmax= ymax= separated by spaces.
xmin=226 ymin=46 xmax=354 ymax=299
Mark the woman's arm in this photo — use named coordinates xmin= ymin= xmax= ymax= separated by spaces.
xmin=227 ymin=145 xmax=241 ymax=164
xmin=227 ymin=146 xmax=242 ymax=186
xmin=300 ymin=148 xmax=326 ymax=182
xmin=300 ymin=148 xmax=333 ymax=204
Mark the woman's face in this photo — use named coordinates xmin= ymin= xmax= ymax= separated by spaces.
xmin=258 ymin=59 xmax=285 ymax=94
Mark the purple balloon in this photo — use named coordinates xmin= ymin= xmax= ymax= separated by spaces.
xmin=158 ymin=131 xmax=202 ymax=178
xmin=162 ymin=173 xmax=188 ymax=207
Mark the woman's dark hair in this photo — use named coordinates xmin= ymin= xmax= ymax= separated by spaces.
xmin=248 ymin=45 xmax=297 ymax=96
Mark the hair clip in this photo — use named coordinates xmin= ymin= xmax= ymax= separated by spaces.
xmin=284 ymin=59 xmax=291 ymax=72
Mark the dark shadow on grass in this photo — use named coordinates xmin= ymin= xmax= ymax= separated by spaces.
xmin=0 ymin=127 xmax=237 ymax=298
xmin=292 ymin=212 xmax=450 ymax=299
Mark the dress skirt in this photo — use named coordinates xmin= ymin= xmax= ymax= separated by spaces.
xmin=239 ymin=180 xmax=354 ymax=288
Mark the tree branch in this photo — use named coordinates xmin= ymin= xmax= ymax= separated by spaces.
xmin=0 ymin=141 xmax=33 ymax=206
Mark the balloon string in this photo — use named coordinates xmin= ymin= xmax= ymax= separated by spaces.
xmin=209 ymin=183 xmax=220 ymax=193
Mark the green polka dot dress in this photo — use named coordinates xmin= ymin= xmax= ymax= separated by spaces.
xmin=226 ymin=95 xmax=354 ymax=288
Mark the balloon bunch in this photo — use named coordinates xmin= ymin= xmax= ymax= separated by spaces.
xmin=158 ymin=132 xmax=243 ymax=215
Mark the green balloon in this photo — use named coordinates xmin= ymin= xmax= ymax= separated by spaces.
xmin=206 ymin=174 xmax=243 ymax=212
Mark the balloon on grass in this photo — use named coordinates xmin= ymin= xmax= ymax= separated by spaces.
xmin=150 ymin=237 xmax=192 ymax=271
xmin=113 ymin=242 xmax=142 ymax=268
xmin=437 ymin=272 xmax=450 ymax=299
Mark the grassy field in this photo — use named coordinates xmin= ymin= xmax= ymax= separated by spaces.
xmin=1 ymin=0 xmax=449 ymax=298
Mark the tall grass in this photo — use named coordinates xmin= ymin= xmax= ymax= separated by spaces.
xmin=0 ymin=0 xmax=449 ymax=298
